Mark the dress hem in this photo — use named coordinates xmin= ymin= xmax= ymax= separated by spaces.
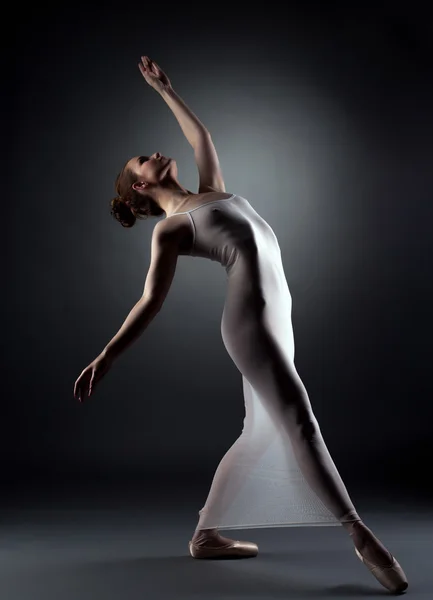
xmin=204 ymin=520 xmax=342 ymax=531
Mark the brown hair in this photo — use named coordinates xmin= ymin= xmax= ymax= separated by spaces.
xmin=110 ymin=160 xmax=165 ymax=228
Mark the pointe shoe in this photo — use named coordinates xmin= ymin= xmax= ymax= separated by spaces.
xmin=188 ymin=538 xmax=259 ymax=559
xmin=354 ymin=546 xmax=408 ymax=594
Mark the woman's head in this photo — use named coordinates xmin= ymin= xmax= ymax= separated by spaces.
xmin=110 ymin=152 xmax=178 ymax=227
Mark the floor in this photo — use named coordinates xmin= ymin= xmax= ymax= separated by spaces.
xmin=0 ymin=479 xmax=431 ymax=599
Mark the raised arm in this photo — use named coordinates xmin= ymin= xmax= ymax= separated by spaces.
xmin=139 ymin=56 xmax=226 ymax=193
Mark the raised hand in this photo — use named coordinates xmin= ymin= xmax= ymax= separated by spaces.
xmin=138 ymin=56 xmax=172 ymax=93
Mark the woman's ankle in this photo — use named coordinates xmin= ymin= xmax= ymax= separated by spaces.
xmin=192 ymin=527 xmax=218 ymax=542
xmin=345 ymin=521 xmax=393 ymax=565
xmin=341 ymin=518 xmax=363 ymax=534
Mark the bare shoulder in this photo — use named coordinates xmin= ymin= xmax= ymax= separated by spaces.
xmin=151 ymin=215 xmax=192 ymax=253
xmin=153 ymin=215 xmax=185 ymax=238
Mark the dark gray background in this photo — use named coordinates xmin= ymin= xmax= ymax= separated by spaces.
xmin=6 ymin=2 xmax=433 ymax=502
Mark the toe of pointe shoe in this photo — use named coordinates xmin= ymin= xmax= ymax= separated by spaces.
xmin=188 ymin=539 xmax=259 ymax=559
xmin=354 ymin=547 xmax=409 ymax=594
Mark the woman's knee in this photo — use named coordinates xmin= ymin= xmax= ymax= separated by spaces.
xmin=283 ymin=401 xmax=319 ymax=443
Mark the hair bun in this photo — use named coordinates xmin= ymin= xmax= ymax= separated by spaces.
xmin=110 ymin=195 xmax=136 ymax=228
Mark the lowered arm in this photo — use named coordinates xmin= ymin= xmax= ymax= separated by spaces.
xmin=102 ymin=221 xmax=181 ymax=362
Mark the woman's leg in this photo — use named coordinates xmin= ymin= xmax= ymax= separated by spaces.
xmin=190 ymin=276 xmax=407 ymax=588
xmin=193 ymin=337 xmax=398 ymax=568
xmin=215 ymin=319 xmax=401 ymax=562
xmin=221 ymin=320 xmax=362 ymax=525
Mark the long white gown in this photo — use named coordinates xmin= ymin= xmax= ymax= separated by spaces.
xmin=168 ymin=193 xmax=360 ymax=530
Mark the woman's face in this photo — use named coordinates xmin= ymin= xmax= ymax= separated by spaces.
xmin=129 ymin=152 xmax=177 ymax=188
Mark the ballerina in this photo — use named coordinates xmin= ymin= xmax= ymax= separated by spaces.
xmin=73 ymin=55 xmax=408 ymax=595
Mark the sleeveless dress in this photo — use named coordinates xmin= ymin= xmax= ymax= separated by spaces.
xmin=167 ymin=193 xmax=359 ymax=530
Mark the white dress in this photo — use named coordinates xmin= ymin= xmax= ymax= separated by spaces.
xmin=168 ymin=193 xmax=360 ymax=530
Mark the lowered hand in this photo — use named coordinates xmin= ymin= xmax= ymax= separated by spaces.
xmin=74 ymin=354 xmax=113 ymax=402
